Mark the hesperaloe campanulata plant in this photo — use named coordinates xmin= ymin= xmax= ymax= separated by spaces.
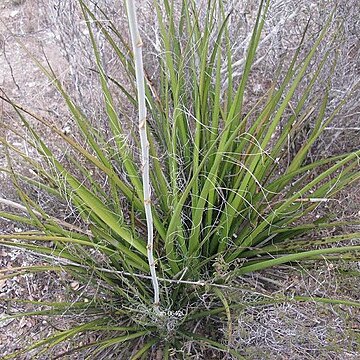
xmin=0 ymin=0 xmax=359 ymax=358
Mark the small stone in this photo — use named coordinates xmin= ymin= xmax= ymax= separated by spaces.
xmin=0 ymin=279 xmax=7 ymax=292
xmin=70 ymin=281 xmax=80 ymax=291
xmin=10 ymin=10 xmax=19 ymax=18
xmin=0 ymin=313 xmax=14 ymax=328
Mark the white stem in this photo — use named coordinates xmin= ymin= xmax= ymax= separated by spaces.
xmin=125 ymin=0 xmax=160 ymax=310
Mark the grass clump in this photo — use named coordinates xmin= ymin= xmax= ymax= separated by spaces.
xmin=0 ymin=0 xmax=359 ymax=358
